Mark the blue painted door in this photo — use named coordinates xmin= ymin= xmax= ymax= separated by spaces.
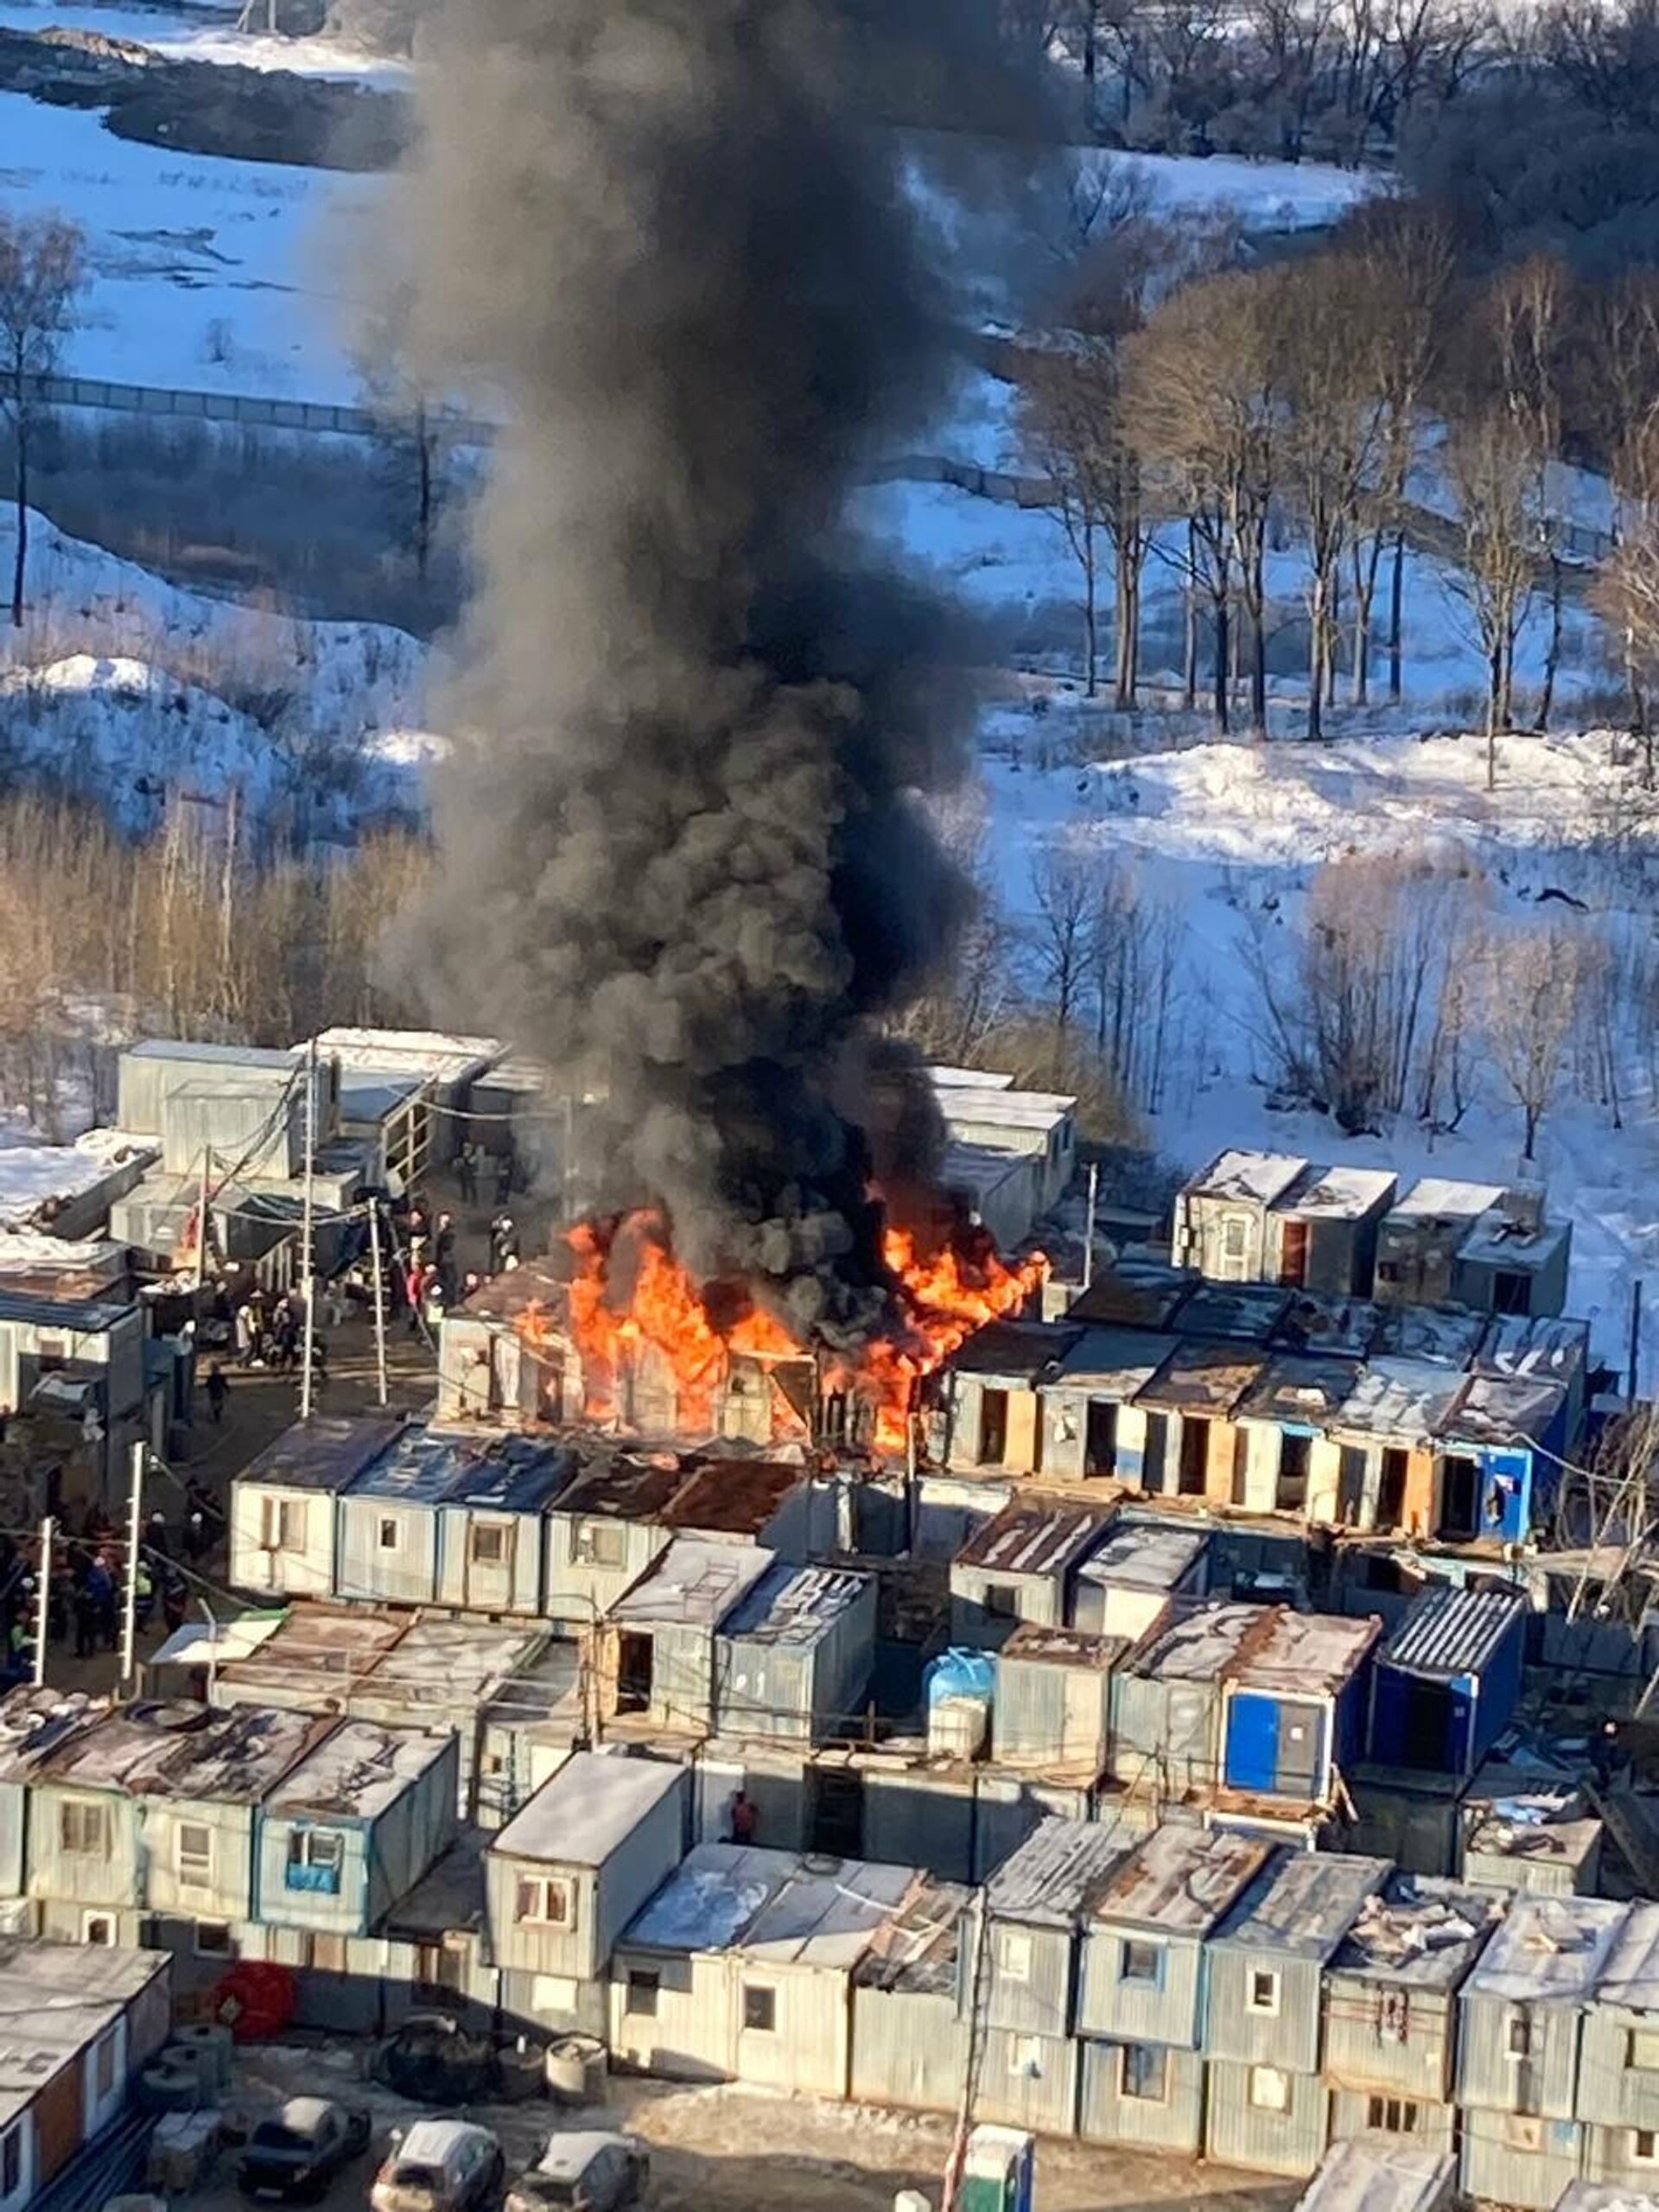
xmin=1225 ymin=1692 xmax=1279 ymax=1791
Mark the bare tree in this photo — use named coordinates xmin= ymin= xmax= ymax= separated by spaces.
xmin=1594 ymin=524 xmax=1659 ymax=785
xmin=1443 ymin=405 xmax=1539 ymax=785
xmin=0 ymin=213 xmax=85 ymax=629
xmin=1027 ymin=842 xmax=1098 ymax=1080
xmin=1478 ymin=922 xmax=1586 ymax=1160
xmin=1586 ymin=271 xmax=1659 ymax=734
xmin=1489 ymin=255 xmax=1568 ymax=730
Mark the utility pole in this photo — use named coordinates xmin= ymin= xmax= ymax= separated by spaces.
xmin=1082 ymin=1160 xmax=1099 ymax=1294
xmin=368 ymin=1198 xmax=389 ymax=1408
xmin=119 ymin=1440 xmax=144 ymax=1694
xmin=31 ymin=1516 xmax=51 ymax=1688
xmin=1630 ymin=1277 xmax=1644 ymax=1403
xmin=300 ymin=1037 xmax=318 ymax=1420
xmin=196 ymin=1143 xmax=213 ymax=1287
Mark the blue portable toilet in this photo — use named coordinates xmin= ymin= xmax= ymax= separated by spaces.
xmin=1368 ymin=1584 xmax=1528 ymax=1778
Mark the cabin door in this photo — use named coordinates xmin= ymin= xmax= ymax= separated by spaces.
xmin=465 ymin=1518 xmax=516 ymax=1611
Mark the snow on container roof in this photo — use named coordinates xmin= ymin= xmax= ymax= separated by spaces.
xmin=1076 ymin=1522 xmax=1206 ymax=1593
xmin=1055 ymin=1325 xmax=1178 ymax=1395
xmin=1476 ymin=1315 xmax=1590 ymax=1385
xmin=1442 ymin=1371 xmax=1565 ymax=1447
xmin=0 ymin=1132 xmax=156 ymax=1230
xmin=265 ymin=1715 xmax=448 ymax=1820
xmin=946 ymin=1320 xmax=1076 ymax=1381
xmin=494 ymin=1750 xmax=683 ymax=1866
xmin=1274 ymin=1293 xmax=1385 ymax=1359
xmin=1596 ymin=1901 xmax=1659 ymax=2012
xmin=1334 ymin=1357 xmax=1467 ymax=1442
xmin=1464 ymin=1893 xmax=1629 ymax=2002
xmin=1173 ymin=1284 xmax=1292 ymax=1343
xmin=1459 ymin=1206 xmax=1569 ymax=1268
xmin=956 ymin=1497 xmax=1114 ymax=1581
xmin=214 ymin=1603 xmax=406 ymax=1692
xmin=1382 ymin=1586 xmax=1527 ymax=1680
xmin=607 ymin=1537 xmax=775 ymax=1628
xmin=1295 ymin=2138 xmax=1455 ymax=2212
xmin=986 ymin=1815 xmax=1125 ymax=1925
xmin=929 ymin=1065 xmax=1016 ymax=1090
xmin=302 ymin=1027 xmax=505 ymax=1084
xmin=854 ymin=1875 xmax=971 ymax=1993
xmin=1001 ymin=1622 xmax=1133 ymax=1673
xmin=340 ymin=1423 xmax=479 ymax=1507
xmin=35 ymin=1700 xmax=276 ymax=1796
xmin=1389 ymin=1177 xmax=1505 ymax=1223
xmin=432 ymin=1431 xmax=579 ymax=1515
xmin=1559 ymin=2189 xmax=1659 ymax=2212
xmin=1088 ymin=1821 xmax=1271 ymax=1934
xmin=1276 ymin=1165 xmax=1398 ymax=1220
xmin=719 ymin=1562 xmax=872 ymax=1649
xmin=126 ymin=1039 xmax=298 ymax=1071
xmin=1066 ymin=1259 xmax=1197 ymax=1331
xmin=1135 ymin=1338 xmax=1267 ymax=1414
xmin=741 ymin=1854 xmax=914 ymax=1967
xmin=1135 ymin=1600 xmax=1263 ymax=1681
xmin=936 ymin=1084 xmax=1077 ymax=1132
xmin=237 ymin=1414 xmax=405 ymax=1495
xmin=1213 ymin=1848 xmax=1388 ymax=1961
xmin=366 ymin=1615 xmax=543 ymax=1701
xmin=0 ymin=1686 xmax=103 ymax=1779
xmin=1187 ymin=1150 xmax=1309 ymax=1207
xmin=1229 ymin=1608 xmax=1379 ymax=1694
xmin=1371 ymin=1305 xmax=1489 ymax=1367
xmin=1332 ymin=1874 xmax=1504 ymax=1988
xmin=622 ymin=1842 xmax=791 ymax=1952
xmin=136 ymin=1702 xmax=320 ymax=1802
xmin=1240 ymin=1353 xmax=1363 ymax=1427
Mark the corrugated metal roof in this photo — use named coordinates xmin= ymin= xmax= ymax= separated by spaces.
xmin=985 ymin=1816 xmax=1125 ymax=1926
xmin=1134 ymin=1601 xmax=1262 ymax=1682
xmin=1240 ymin=1353 xmax=1362 ymax=1427
xmin=236 ymin=1414 xmax=405 ymax=1496
xmin=1382 ymin=1586 xmax=1527 ymax=1681
xmin=1332 ymin=1874 xmax=1504 ymax=1988
xmin=999 ymin=1624 xmax=1133 ymax=1672
xmin=433 ymin=1432 xmax=580 ymax=1515
xmin=1214 ymin=1849 xmax=1389 ymax=1961
xmin=1442 ymin=1372 xmax=1565 ymax=1448
xmin=1370 ymin=1307 xmax=1487 ymax=1367
xmin=1188 ymin=1151 xmax=1307 ymax=1207
xmin=1074 ymin=1522 xmax=1206 ymax=1594
xmin=1295 ymin=2138 xmax=1454 ymax=2212
xmin=125 ymin=1038 xmax=299 ymax=1071
xmin=1087 ymin=1821 xmax=1270 ymax=1934
xmin=494 ymin=1750 xmax=682 ymax=1866
xmin=1596 ymin=1900 xmax=1659 ymax=2012
xmin=0 ymin=1286 xmax=131 ymax=1329
xmin=1464 ymin=1893 xmax=1628 ymax=2002
xmin=620 ymin=1842 xmax=915 ymax=1967
xmin=719 ymin=1562 xmax=871 ymax=1648
xmin=607 ymin=1537 xmax=775 ymax=1627
xmin=1135 ymin=1338 xmax=1267 ymax=1414
xmin=1230 ymin=1609 xmax=1379 ymax=1694
xmin=956 ymin=1498 xmax=1113 ymax=1581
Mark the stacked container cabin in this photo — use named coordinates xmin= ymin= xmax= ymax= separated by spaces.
xmin=1171 ymin=1150 xmax=1310 ymax=1284
xmin=1036 ymin=1326 xmax=1179 ymax=1486
xmin=711 ymin=1563 xmax=875 ymax=1747
xmin=1267 ymin=1166 xmax=1399 ymax=1299
xmin=849 ymin=1877 xmax=973 ymax=2116
xmin=1461 ymin=1756 xmax=1603 ymax=1898
xmin=1218 ymin=1608 xmax=1380 ymax=1824
xmin=974 ymin=1816 xmax=1126 ymax=2138
xmin=1326 ymin=1354 xmax=1471 ymax=1540
xmin=1069 ymin=1522 xmax=1208 ymax=1641
xmin=594 ymin=1539 xmax=776 ymax=1739
xmin=943 ymin=1323 xmax=1079 ymax=1478
xmin=230 ymin=1415 xmax=404 ymax=1600
xmin=1205 ymin=1851 xmax=1389 ymax=2171
xmin=336 ymin=1427 xmax=479 ymax=1607
xmin=1576 ymin=1900 xmax=1659 ymax=2187
xmin=1292 ymin=2138 xmax=1458 ymax=2212
xmin=1368 ymin=1587 xmax=1528 ymax=1782
xmin=992 ymin=1624 xmax=1131 ymax=1777
xmin=949 ymin=1497 xmax=1115 ymax=1649
xmin=1109 ymin=1600 xmax=1263 ymax=1801
xmin=0 ymin=1688 xmax=101 ymax=1910
xmin=340 ymin=1614 xmax=548 ymax=1814
xmin=1074 ymin=1822 xmax=1274 ymax=2155
xmin=1127 ymin=1334 xmax=1269 ymax=1503
xmin=1456 ymin=1891 xmax=1630 ymax=2209
xmin=1323 ymin=1874 xmax=1503 ymax=2152
xmin=1231 ymin=1353 xmax=1363 ymax=1521
xmin=435 ymin=1435 xmax=576 ymax=1616
xmin=486 ymin=1751 xmax=686 ymax=2041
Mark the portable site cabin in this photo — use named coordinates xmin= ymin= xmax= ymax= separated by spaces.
xmin=594 ymin=1539 xmax=776 ymax=1738
xmin=0 ymin=1288 xmax=148 ymax=1505
xmin=299 ymin=1027 xmax=504 ymax=1169
xmin=931 ymin=1074 xmax=1077 ymax=1224
xmin=1560 ymin=2188 xmax=1659 ymax=2212
xmin=1220 ymin=1610 xmax=1381 ymax=1811
xmin=1108 ymin=1601 xmax=1263 ymax=1799
xmin=991 ymin=1625 xmax=1130 ymax=1775
xmin=1373 ymin=1179 xmax=1507 ymax=1308
xmin=849 ymin=1876 xmax=972 ymax=2117
xmin=1292 ymin=2138 xmax=1457 ymax=2212
xmin=342 ymin=1615 xmax=548 ymax=1814
xmin=255 ymin=1716 xmax=458 ymax=1939
xmin=711 ymin=1563 xmax=876 ymax=1747
xmin=118 ymin=1038 xmax=331 ymax=1146
xmin=0 ymin=1941 xmax=170 ymax=2212
xmin=1207 ymin=1848 xmax=1389 ymax=2078
xmin=1069 ymin=1522 xmax=1208 ymax=1642
xmin=1453 ymin=1197 xmax=1572 ymax=1320
xmin=1128 ymin=1338 xmax=1268 ymax=1504
xmin=1369 ymin=1587 xmax=1528 ymax=1781
xmin=1575 ymin=1900 xmax=1659 ymax=2188
xmin=1325 ymin=1872 xmax=1497 ymax=2152
xmin=208 ymin=1601 xmax=408 ymax=1720
xmin=1461 ymin=1757 xmax=1602 ymax=1898
xmin=1036 ymin=1327 xmax=1178 ymax=1486
xmin=1075 ymin=1824 xmax=1274 ymax=2155
xmin=943 ymin=1323 xmax=1078 ymax=1478
xmin=435 ymin=1435 xmax=577 ymax=1616
xmin=1432 ymin=1371 xmax=1565 ymax=1545
xmin=486 ymin=1753 xmax=686 ymax=2033
xmin=1326 ymin=1361 xmax=1464 ymax=1541
xmin=1456 ymin=1893 xmax=1630 ymax=2209
xmin=1231 ymin=1354 xmax=1363 ymax=1522
xmin=336 ymin=1426 xmax=486 ymax=1608
xmin=949 ymin=1497 xmax=1115 ymax=1648
xmin=1268 ymin=1167 xmax=1400 ymax=1300
xmin=435 ymin=1261 xmax=582 ymax=1429
xmin=1477 ymin=1315 xmax=1590 ymax=1453
xmin=609 ymin=1842 xmax=916 ymax=2097
xmin=976 ymin=1816 xmax=1126 ymax=2139
xmin=474 ymin=1644 xmax=583 ymax=1831
xmin=0 ymin=1688 xmax=101 ymax=1904
xmin=230 ymin=1414 xmax=404 ymax=1600
xmin=1171 ymin=1151 xmax=1310 ymax=1285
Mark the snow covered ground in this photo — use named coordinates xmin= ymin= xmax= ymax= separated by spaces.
xmin=0 ymin=0 xmax=410 ymax=79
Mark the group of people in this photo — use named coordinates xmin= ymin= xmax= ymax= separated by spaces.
xmin=0 ymin=1483 xmax=225 ymax=1682
xmin=399 ymin=1192 xmax=523 ymax=1336
xmin=454 ymin=1140 xmax=516 ymax=1208
xmin=230 ymin=1288 xmax=327 ymax=1381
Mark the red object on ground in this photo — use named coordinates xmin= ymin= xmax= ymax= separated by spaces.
xmin=212 ymin=1961 xmax=297 ymax=2041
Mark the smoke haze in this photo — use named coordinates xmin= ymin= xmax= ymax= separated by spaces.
xmin=395 ymin=0 xmax=1013 ymax=1345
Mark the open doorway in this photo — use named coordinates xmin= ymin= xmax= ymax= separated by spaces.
xmin=978 ymin=1389 xmax=1008 ymax=1466
xmin=1084 ymin=1401 xmax=1118 ymax=1478
xmin=1275 ymin=1432 xmax=1311 ymax=1512
xmin=1377 ymin=1448 xmax=1408 ymax=1528
xmin=1439 ymin=1454 xmax=1480 ymax=1539
xmin=1179 ymin=1418 xmax=1210 ymax=1496
xmin=616 ymin=1631 xmax=653 ymax=1714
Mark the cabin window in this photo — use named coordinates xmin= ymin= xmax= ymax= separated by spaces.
xmin=286 ymin=1828 xmax=345 ymax=1895
xmin=1629 ymin=2030 xmax=1659 ymax=2073
xmin=59 ymin=1799 xmax=106 ymax=1856
xmin=1249 ymin=2065 xmax=1289 ymax=2114
xmin=470 ymin=1523 xmax=509 ymax=1566
xmin=94 ymin=2028 xmax=117 ymax=2099
xmin=194 ymin=1923 xmax=232 ymax=1958
xmin=1007 ymin=2035 xmax=1041 ymax=2077
xmin=1121 ymin=2044 xmax=1168 ymax=2102
xmin=2 ymin=2125 xmax=19 ymax=2197
xmin=1367 ymin=2097 xmax=1420 ymax=2134
xmin=260 ymin=1497 xmax=304 ymax=1552
xmin=572 ymin=1522 xmax=626 ymax=1568
xmin=1120 ymin=1939 xmax=1163 ymax=1987
xmin=983 ymin=1584 xmax=1019 ymax=1622
xmin=978 ymin=1389 xmax=1009 ymax=1466
xmin=1248 ymin=1969 xmax=1281 ymax=2017
xmin=1507 ymin=2013 xmax=1534 ymax=2059
xmin=1001 ymin=1931 xmax=1032 ymax=1984
xmin=82 ymin=1914 xmax=114 ymax=1946
xmin=742 ymin=1985 xmax=776 ymax=2033
xmin=1494 ymin=1269 xmax=1532 ymax=1317
xmin=377 ymin=1517 xmax=401 ymax=1553
xmin=626 ymin=1970 xmax=660 ymax=2018
xmin=1633 ymin=2130 xmax=1659 ymax=2165
xmin=1379 ymin=1989 xmax=1409 ymax=2044
xmin=176 ymin=1821 xmax=213 ymax=1890
xmin=515 ymin=1875 xmax=575 ymax=1928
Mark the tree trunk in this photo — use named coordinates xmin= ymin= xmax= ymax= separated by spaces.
xmin=415 ymin=408 xmax=433 ymax=585
xmin=1083 ymin=537 xmax=1099 ymax=699
xmin=1307 ymin=566 xmax=1326 ymax=742
xmin=1183 ymin=577 xmax=1198 ymax=709
xmin=1249 ymin=608 xmax=1268 ymax=739
xmin=10 ymin=421 xmax=26 ymax=630
xmin=1113 ymin=544 xmax=1141 ymax=710
xmin=1388 ymin=530 xmax=1405 ymax=702
xmin=1522 ymin=1102 xmax=1539 ymax=1162
xmin=1352 ymin=536 xmax=1381 ymax=707
xmin=1486 ymin=634 xmax=1502 ymax=791
xmin=1213 ymin=594 xmax=1230 ymax=734
xmin=1535 ymin=552 xmax=1561 ymax=734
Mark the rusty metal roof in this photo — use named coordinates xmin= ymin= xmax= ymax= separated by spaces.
xmin=955 ymin=1496 xmax=1115 ymax=1581
xmin=1086 ymin=1821 xmax=1272 ymax=1934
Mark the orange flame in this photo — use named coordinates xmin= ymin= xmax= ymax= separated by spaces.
xmin=538 ymin=1206 xmax=1047 ymax=1454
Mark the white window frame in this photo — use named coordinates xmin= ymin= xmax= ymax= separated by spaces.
xmin=515 ymin=1874 xmax=575 ymax=1929
xmin=81 ymin=1912 xmax=114 ymax=1947
xmin=1630 ymin=2028 xmax=1659 ymax=2073
xmin=741 ymin=1983 xmax=777 ymax=2035
xmin=1507 ymin=2012 xmax=1533 ymax=2060
xmin=1118 ymin=2043 xmax=1170 ymax=2105
xmin=470 ymin=1521 xmax=511 ymax=1567
xmin=176 ymin=1820 xmax=213 ymax=1891
xmin=1247 ymin=1967 xmax=1281 ymax=2018
xmin=288 ymin=1828 xmax=345 ymax=1873
xmin=1120 ymin=1937 xmax=1162 ymax=1986
xmin=572 ymin=1522 xmax=626 ymax=1569
xmin=1633 ymin=2129 xmax=1659 ymax=2166
xmin=1249 ymin=2065 xmax=1289 ymax=2114
xmin=60 ymin=1799 xmax=106 ymax=1856
xmin=1006 ymin=2034 xmax=1041 ymax=2078
xmin=1001 ymin=1930 xmax=1033 ymax=1985
xmin=260 ymin=1497 xmax=304 ymax=1552
xmin=376 ymin=1516 xmax=401 ymax=1554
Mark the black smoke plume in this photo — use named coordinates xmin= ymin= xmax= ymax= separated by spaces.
xmin=393 ymin=0 xmax=1015 ymax=1346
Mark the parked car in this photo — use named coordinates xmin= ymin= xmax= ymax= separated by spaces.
xmin=505 ymin=2133 xmax=649 ymax=2212
xmin=371 ymin=2120 xmax=505 ymax=2212
xmin=239 ymin=2096 xmax=372 ymax=2202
